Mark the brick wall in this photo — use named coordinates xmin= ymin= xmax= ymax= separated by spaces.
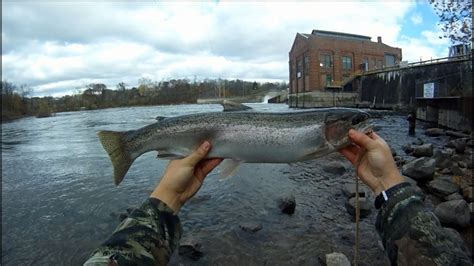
xmin=289 ymin=32 xmax=402 ymax=93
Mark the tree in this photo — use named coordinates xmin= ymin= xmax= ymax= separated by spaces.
xmin=429 ymin=0 xmax=472 ymax=45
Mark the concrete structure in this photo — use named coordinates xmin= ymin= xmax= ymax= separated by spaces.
xmin=357 ymin=55 xmax=472 ymax=132
xmin=288 ymin=29 xmax=402 ymax=101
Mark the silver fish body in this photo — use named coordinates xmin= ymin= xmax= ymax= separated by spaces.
xmin=98 ymin=108 xmax=371 ymax=185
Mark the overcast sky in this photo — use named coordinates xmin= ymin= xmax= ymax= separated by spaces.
xmin=2 ymin=1 xmax=449 ymax=97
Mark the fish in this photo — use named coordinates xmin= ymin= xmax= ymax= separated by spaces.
xmin=98 ymin=107 xmax=372 ymax=185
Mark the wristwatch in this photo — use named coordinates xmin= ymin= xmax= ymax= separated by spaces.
xmin=374 ymin=182 xmax=411 ymax=209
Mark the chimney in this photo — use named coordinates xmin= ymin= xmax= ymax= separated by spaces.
xmin=377 ymin=36 xmax=382 ymax=43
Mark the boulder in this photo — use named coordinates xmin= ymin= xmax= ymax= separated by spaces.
xmin=345 ymin=196 xmax=371 ymax=219
xmin=427 ymin=178 xmax=460 ymax=198
xmin=434 ymin=199 xmax=470 ymax=227
xmin=278 ymin=195 xmax=296 ymax=215
xmin=342 ymin=182 xmax=368 ymax=198
xmin=390 ymin=147 xmax=397 ymax=157
xmin=445 ymin=193 xmax=464 ymax=201
xmin=322 ymin=161 xmax=346 ymax=175
xmin=458 ymin=161 xmax=467 ymax=168
xmin=433 ymin=149 xmax=453 ymax=169
xmin=449 ymin=164 xmax=465 ymax=176
xmin=425 ymin=128 xmax=444 ymax=137
xmin=119 ymin=213 xmax=128 ymax=222
xmin=445 ymin=130 xmax=470 ymax=138
xmin=462 ymin=187 xmax=473 ymax=202
xmin=179 ymin=238 xmax=203 ymax=260
xmin=467 ymin=139 xmax=474 ymax=147
xmin=239 ymin=222 xmax=262 ymax=233
xmin=412 ymin=144 xmax=433 ymax=157
xmin=402 ymin=176 xmax=423 ymax=193
xmin=402 ymin=144 xmax=414 ymax=154
xmin=402 ymin=157 xmax=436 ymax=182
xmin=447 ymin=139 xmax=466 ymax=154
xmin=326 ymin=252 xmax=350 ymax=266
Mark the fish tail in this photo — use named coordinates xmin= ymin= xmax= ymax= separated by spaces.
xmin=97 ymin=130 xmax=133 ymax=185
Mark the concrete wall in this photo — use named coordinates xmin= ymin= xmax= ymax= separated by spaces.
xmin=357 ymin=57 xmax=472 ymax=132
xmin=288 ymin=91 xmax=359 ymax=108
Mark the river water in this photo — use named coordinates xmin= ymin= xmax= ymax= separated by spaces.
xmin=2 ymin=104 xmax=446 ymax=265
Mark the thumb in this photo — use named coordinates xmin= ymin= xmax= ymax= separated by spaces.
xmin=348 ymin=129 xmax=374 ymax=150
xmin=184 ymin=141 xmax=211 ymax=166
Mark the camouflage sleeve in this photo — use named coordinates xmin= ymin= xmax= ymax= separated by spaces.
xmin=84 ymin=198 xmax=182 ymax=265
xmin=375 ymin=185 xmax=472 ymax=265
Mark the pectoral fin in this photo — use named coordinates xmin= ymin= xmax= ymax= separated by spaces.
xmin=219 ymin=159 xmax=242 ymax=179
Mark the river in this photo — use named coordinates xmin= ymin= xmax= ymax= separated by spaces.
xmin=2 ymin=104 xmax=443 ymax=265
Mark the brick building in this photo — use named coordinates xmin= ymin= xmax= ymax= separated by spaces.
xmin=289 ymin=29 xmax=402 ymax=94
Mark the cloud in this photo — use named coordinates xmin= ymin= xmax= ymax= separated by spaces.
xmin=410 ymin=13 xmax=423 ymax=25
xmin=2 ymin=1 xmax=447 ymax=97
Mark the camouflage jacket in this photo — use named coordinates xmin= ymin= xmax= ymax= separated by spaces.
xmin=84 ymin=198 xmax=181 ymax=266
xmin=376 ymin=185 xmax=472 ymax=265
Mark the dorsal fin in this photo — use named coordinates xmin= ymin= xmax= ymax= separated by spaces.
xmin=220 ymin=100 xmax=253 ymax=112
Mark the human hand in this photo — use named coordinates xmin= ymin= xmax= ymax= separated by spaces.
xmin=150 ymin=141 xmax=223 ymax=213
xmin=339 ymin=129 xmax=405 ymax=195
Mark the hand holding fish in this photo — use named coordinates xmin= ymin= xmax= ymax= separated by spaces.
xmin=150 ymin=141 xmax=223 ymax=213
xmin=339 ymin=129 xmax=405 ymax=195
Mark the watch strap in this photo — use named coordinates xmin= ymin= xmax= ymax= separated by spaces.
xmin=374 ymin=182 xmax=411 ymax=209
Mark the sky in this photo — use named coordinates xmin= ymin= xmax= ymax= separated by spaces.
xmin=2 ymin=0 xmax=452 ymax=97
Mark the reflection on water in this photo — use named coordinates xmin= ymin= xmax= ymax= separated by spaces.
xmin=2 ymin=104 xmax=446 ymax=265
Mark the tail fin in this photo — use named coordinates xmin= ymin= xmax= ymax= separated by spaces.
xmin=97 ymin=130 xmax=133 ymax=185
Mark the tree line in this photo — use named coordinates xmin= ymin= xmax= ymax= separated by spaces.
xmin=1 ymin=78 xmax=288 ymax=121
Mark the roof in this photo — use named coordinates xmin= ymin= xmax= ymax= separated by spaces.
xmin=311 ymin=29 xmax=371 ymax=41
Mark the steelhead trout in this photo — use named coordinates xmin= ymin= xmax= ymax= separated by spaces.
xmin=98 ymin=107 xmax=372 ymax=185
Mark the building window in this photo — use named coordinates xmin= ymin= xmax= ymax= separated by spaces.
xmin=363 ymin=57 xmax=368 ymax=71
xmin=304 ymin=54 xmax=309 ymax=74
xmin=372 ymin=58 xmax=377 ymax=69
xmin=342 ymin=56 xmax=352 ymax=70
xmin=325 ymin=74 xmax=332 ymax=86
xmin=384 ymin=54 xmax=396 ymax=67
xmin=297 ymin=59 xmax=303 ymax=78
xmin=320 ymin=54 xmax=332 ymax=69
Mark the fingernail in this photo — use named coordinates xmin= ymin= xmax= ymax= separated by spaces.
xmin=348 ymin=129 xmax=355 ymax=135
xmin=202 ymin=141 xmax=210 ymax=151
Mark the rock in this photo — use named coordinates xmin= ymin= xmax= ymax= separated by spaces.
xmin=462 ymin=187 xmax=473 ymax=202
xmin=326 ymin=252 xmax=351 ymax=266
xmin=446 ymin=130 xmax=470 ymax=138
xmin=402 ymin=157 xmax=436 ymax=182
xmin=470 ymin=202 xmax=474 ymax=223
xmin=434 ymin=199 xmax=470 ymax=227
xmin=239 ymin=222 xmax=262 ymax=233
xmin=467 ymin=139 xmax=474 ymax=147
xmin=467 ymin=159 xmax=473 ymax=169
xmin=439 ymin=168 xmax=452 ymax=175
xmin=412 ymin=144 xmax=433 ymax=157
xmin=450 ymin=164 xmax=465 ymax=176
xmin=322 ymin=161 xmax=346 ymax=175
xmin=457 ymin=161 xmax=467 ymax=168
xmin=126 ymin=208 xmax=135 ymax=214
xmin=179 ymin=238 xmax=203 ymax=260
xmin=402 ymin=144 xmax=414 ymax=154
xmin=412 ymin=138 xmax=424 ymax=145
xmin=447 ymin=139 xmax=466 ymax=154
xmin=425 ymin=128 xmax=444 ymax=137
xmin=278 ymin=195 xmax=296 ymax=215
xmin=403 ymin=176 xmax=423 ymax=193
xmin=427 ymin=178 xmax=460 ymax=198
xmin=445 ymin=193 xmax=464 ymax=201
xmin=342 ymin=182 xmax=367 ymax=198
xmin=433 ymin=149 xmax=454 ymax=169
xmin=345 ymin=196 xmax=371 ymax=219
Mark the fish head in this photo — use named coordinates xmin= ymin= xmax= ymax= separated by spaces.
xmin=324 ymin=109 xmax=372 ymax=149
